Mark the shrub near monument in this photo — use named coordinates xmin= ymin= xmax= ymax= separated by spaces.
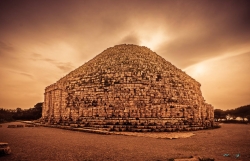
xmin=41 ymin=44 xmax=214 ymax=132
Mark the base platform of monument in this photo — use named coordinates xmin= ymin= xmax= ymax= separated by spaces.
xmin=37 ymin=117 xmax=216 ymax=132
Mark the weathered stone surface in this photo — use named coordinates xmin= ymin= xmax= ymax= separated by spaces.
xmin=174 ymin=156 xmax=215 ymax=161
xmin=7 ymin=125 xmax=16 ymax=128
xmin=174 ymin=157 xmax=199 ymax=161
xmin=41 ymin=44 xmax=214 ymax=131
xmin=0 ymin=142 xmax=11 ymax=155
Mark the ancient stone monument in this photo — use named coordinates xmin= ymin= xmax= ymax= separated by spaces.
xmin=41 ymin=44 xmax=214 ymax=132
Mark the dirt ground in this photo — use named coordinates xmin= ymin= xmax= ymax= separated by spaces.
xmin=0 ymin=122 xmax=249 ymax=161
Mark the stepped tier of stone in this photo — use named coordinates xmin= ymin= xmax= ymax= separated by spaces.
xmin=41 ymin=44 xmax=214 ymax=131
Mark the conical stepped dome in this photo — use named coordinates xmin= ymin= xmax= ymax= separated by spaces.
xmin=42 ymin=44 xmax=214 ymax=131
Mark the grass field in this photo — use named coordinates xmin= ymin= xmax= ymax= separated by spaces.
xmin=0 ymin=122 xmax=249 ymax=161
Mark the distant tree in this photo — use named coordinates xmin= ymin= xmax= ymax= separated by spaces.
xmin=33 ymin=102 xmax=43 ymax=119
xmin=12 ymin=102 xmax=43 ymax=120
xmin=12 ymin=107 xmax=23 ymax=120
xmin=0 ymin=108 xmax=15 ymax=123
xmin=214 ymin=105 xmax=250 ymax=123
xmin=234 ymin=105 xmax=250 ymax=121
xmin=0 ymin=103 xmax=43 ymax=122
xmin=16 ymin=107 xmax=22 ymax=113
xmin=214 ymin=109 xmax=226 ymax=121
xmin=246 ymin=115 xmax=250 ymax=122
xmin=226 ymin=109 xmax=237 ymax=119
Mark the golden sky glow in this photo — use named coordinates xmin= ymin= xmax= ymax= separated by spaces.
xmin=0 ymin=0 xmax=249 ymax=110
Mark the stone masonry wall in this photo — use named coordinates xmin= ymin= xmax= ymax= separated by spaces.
xmin=41 ymin=44 xmax=214 ymax=131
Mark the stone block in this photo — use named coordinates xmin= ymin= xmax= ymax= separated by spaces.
xmin=0 ymin=143 xmax=11 ymax=155
xmin=166 ymin=128 xmax=172 ymax=132
xmin=141 ymin=129 xmax=152 ymax=132
xmin=7 ymin=125 xmax=16 ymax=128
xmin=70 ymin=124 xmax=78 ymax=128
xmin=148 ymin=126 xmax=157 ymax=129
xmin=16 ymin=125 xmax=24 ymax=128
xmin=25 ymin=124 xmax=35 ymax=127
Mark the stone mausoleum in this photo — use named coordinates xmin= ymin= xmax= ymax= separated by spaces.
xmin=41 ymin=44 xmax=214 ymax=132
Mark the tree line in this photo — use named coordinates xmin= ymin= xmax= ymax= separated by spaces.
xmin=0 ymin=102 xmax=43 ymax=123
xmin=214 ymin=104 xmax=250 ymax=123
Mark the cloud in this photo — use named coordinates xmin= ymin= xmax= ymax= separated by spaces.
xmin=30 ymin=53 xmax=75 ymax=73
xmin=42 ymin=58 xmax=55 ymax=63
xmin=41 ymin=58 xmax=74 ymax=72
xmin=8 ymin=70 xmax=34 ymax=79
xmin=184 ymin=51 xmax=250 ymax=109
xmin=156 ymin=5 xmax=250 ymax=69
xmin=55 ymin=62 xmax=74 ymax=73
xmin=0 ymin=41 xmax=17 ymax=60
xmin=0 ymin=41 xmax=14 ymax=51
xmin=32 ymin=53 xmax=42 ymax=58
xmin=120 ymin=33 xmax=140 ymax=45
xmin=17 ymin=72 xmax=34 ymax=79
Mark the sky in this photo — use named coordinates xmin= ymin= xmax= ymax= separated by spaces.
xmin=0 ymin=0 xmax=249 ymax=110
